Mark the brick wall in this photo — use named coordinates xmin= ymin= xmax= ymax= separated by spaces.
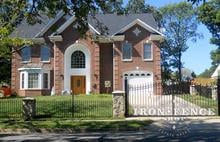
xmin=113 ymin=24 xmax=162 ymax=93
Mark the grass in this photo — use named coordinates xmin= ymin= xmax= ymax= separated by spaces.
xmin=0 ymin=94 xmax=113 ymax=120
xmin=0 ymin=119 xmax=153 ymax=131
xmin=177 ymin=94 xmax=218 ymax=115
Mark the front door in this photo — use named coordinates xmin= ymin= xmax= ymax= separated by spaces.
xmin=71 ymin=76 xmax=86 ymax=95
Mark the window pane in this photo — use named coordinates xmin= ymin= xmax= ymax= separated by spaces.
xmin=122 ymin=43 xmax=132 ymax=60
xmin=43 ymin=73 xmax=48 ymax=89
xmin=143 ymin=43 xmax=152 ymax=60
xmin=71 ymin=51 xmax=85 ymax=68
xmin=22 ymin=46 xmax=31 ymax=61
xmin=41 ymin=46 xmax=50 ymax=61
xmin=28 ymin=73 xmax=38 ymax=88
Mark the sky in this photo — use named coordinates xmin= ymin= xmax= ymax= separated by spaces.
xmin=125 ymin=0 xmax=218 ymax=75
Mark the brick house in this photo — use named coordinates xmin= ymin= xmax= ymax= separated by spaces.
xmin=11 ymin=12 xmax=164 ymax=96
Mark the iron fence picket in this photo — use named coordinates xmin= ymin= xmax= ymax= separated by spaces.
xmin=125 ymin=80 xmax=218 ymax=117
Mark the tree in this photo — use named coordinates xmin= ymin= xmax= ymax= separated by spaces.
xmin=198 ymin=66 xmax=216 ymax=78
xmin=125 ymin=0 xmax=162 ymax=23
xmin=0 ymin=0 xmax=126 ymax=83
xmin=198 ymin=0 xmax=220 ymax=48
xmin=197 ymin=0 xmax=220 ymax=78
xmin=187 ymin=0 xmax=206 ymax=4
xmin=160 ymin=2 xmax=200 ymax=82
xmin=126 ymin=0 xmax=145 ymax=14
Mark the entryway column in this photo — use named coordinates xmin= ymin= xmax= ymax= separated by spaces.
xmin=54 ymin=43 xmax=62 ymax=94
xmin=93 ymin=46 xmax=100 ymax=94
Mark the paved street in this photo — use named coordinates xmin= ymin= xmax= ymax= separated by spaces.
xmin=0 ymin=117 xmax=220 ymax=142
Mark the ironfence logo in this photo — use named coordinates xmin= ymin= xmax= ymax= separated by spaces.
xmin=133 ymin=107 xmax=215 ymax=116
xmin=158 ymin=117 xmax=190 ymax=137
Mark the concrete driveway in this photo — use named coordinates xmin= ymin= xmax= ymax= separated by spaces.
xmin=129 ymin=95 xmax=215 ymax=116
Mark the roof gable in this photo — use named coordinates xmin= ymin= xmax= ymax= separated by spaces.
xmin=11 ymin=13 xmax=164 ymax=41
xmin=88 ymin=13 xmax=159 ymax=36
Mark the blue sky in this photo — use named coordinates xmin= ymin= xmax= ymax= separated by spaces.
xmin=124 ymin=0 xmax=217 ymax=75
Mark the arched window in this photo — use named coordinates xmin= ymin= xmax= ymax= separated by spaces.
xmin=71 ymin=51 xmax=85 ymax=68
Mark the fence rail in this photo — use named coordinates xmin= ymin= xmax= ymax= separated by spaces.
xmin=0 ymin=95 xmax=113 ymax=120
xmin=125 ymin=80 xmax=219 ymax=117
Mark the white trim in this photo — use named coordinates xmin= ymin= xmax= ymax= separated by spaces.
xmin=113 ymin=19 xmax=165 ymax=37
xmin=34 ymin=11 xmax=65 ymax=38
xmin=64 ymin=43 xmax=91 ymax=94
xmin=142 ymin=43 xmax=153 ymax=61
xmin=52 ymin=16 xmax=101 ymax=35
xmin=48 ymin=35 xmax=63 ymax=42
xmin=211 ymin=65 xmax=220 ymax=78
xmin=150 ymin=34 xmax=165 ymax=42
xmin=89 ymin=23 xmax=100 ymax=35
xmin=31 ymin=38 xmax=45 ymax=44
xmin=55 ymin=16 xmax=76 ymax=35
xmin=122 ymin=70 xmax=154 ymax=91
xmin=122 ymin=43 xmax=132 ymax=61
xmin=113 ymin=43 xmax=115 ymax=91
xmin=19 ymin=69 xmax=50 ymax=90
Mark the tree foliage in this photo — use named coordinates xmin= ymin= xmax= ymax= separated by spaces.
xmin=198 ymin=0 xmax=220 ymax=47
xmin=160 ymin=2 xmax=200 ymax=82
xmin=0 ymin=0 xmax=127 ymax=84
xmin=187 ymin=0 xmax=206 ymax=4
xmin=125 ymin=0 xmax=162 ymax=23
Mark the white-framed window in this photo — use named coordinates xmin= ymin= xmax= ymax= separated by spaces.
xmin=143 ymin=43 xmax=153 ymax=60
xmin=71 ymin=50 xmax=85 ymax=68
xmin=41 ymin=46 xmax=50 ymax=62
xmin=122 ymin=43 xmax=132 ymax=61
xmin=28 ymin=73 xmax=39 ymax=88
xmin=19 ymin=69 xmax=50 ymax=90
xmin=22 ymin=46 xmax=31 ymax=62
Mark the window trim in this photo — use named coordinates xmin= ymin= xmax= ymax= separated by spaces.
xmin=143 ymin=43 xmax=153 ymax=61
xmin=19 ymin=69 xmax=50 ymax=90
xmin=40 ymin=45 xmax=50 ymax=62
xmin=122 ymin=43 xmax=132 ymax=61
xmin=28 ymin=72 xmax=39 ymax=89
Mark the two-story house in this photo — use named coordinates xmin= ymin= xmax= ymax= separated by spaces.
xmin=11 ymin=12 xmax=164 ymax=96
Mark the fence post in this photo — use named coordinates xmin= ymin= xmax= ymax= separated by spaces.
xmin=218 ymin=77 xmax=220 ymax=116
xmin=22 ymin=97 xmax=36 ymax=121
xmin=124 ymin=77 xmax=129 ymax=117
xmin=112 ymin=91 xmax=125 ymax=118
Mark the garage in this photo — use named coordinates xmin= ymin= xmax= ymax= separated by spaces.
xmin=123 ymin=70 xmax=153 ymax=96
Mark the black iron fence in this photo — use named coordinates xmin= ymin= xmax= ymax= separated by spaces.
xmin=0 ymin=95 xmax=113 ymax=120
xmin=125 ymin=79 xmax=219 ymax=117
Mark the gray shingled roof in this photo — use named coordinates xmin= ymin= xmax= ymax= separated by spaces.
xmin=88 ymin=13 xmax=158 ymax=36
xmin=11 ymin=13 xmax=158 ymax=38
xmin=10 ymin=15 xmax=51 ymax=39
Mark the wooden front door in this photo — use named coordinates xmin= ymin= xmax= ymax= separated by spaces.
xmin=71 ymin=76 xmax=86 ymax=95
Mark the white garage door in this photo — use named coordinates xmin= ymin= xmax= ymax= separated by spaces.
xmin=123 ymin=71 xmax=153 ymax=96
xmin=124 ymin=71 xmax=154 ymax=106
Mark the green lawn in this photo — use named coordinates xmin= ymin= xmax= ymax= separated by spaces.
xmin=0 ymin=94 xmax=113 ymax=120
xmin=177 ymin=94 xmax=218 ymax=115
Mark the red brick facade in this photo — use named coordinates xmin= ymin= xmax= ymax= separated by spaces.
xmin=11 ymin=14 xmax=163 ymax=96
